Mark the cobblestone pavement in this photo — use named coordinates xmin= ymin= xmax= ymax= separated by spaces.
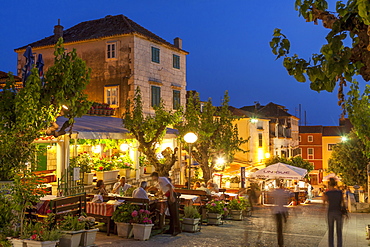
xmin=94 ymin=201 xmax=368 ymax=247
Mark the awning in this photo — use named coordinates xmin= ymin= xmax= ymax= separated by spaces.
xmin=57 ymin=115 xmax=178 ymax=139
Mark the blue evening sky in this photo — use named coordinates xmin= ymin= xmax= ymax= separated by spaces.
xmin=0 ymin=0 xmax=355 ymax=126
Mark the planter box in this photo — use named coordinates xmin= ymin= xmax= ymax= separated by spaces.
xmin=230 ymin=183 xmax=239 ymax=188
xmin=23 ymin=240 xmax=59 ymax=247
xmin=132 ymin=223 xmax=154 ymax=241
xmin=119 ymin=169 xmax=132 ymax=179
xmin=229 ymin=209 xmax=243 ymax=220
xmin=116 ymin=222 xmax=132 ymax=238
xmin=10 ymin=238 xmax=26 ymax=247
xmin=182 ymin=218 xmax=200 ymax=232
xmin=96 ymin=170 xmax=119 ymax=182
xmin=83 ymin=173 xmax=94 ymax=185
xmin=207 ymin=213 xmax=222 ymax=225
xmin=60 ymin=230 xmax=84 ymax=247
xmin=80 ymin=228 xmax=99 ymax=247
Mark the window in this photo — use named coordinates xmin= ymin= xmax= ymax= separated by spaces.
xmin=151 ymin=86 xmax=161 ymax=107
xmin=308 ymin=135 xmax=313 ymax=142
xmin=328 ymin=144 xmax=336 ymax=151
xmin=173 ymin=90 xmax=180 ymax=110
xmin=308 ymin=148 xmax=314 ymax=159
xmin=151 ymin=47 xmax=160 ymax=63
xmin=106 ymin=42 xmax=117 ymax=59
xmin=173 ymin=54 xmax=180 ymax=69
xmin=257 ymin=121 xmax=263 ymax=129
xmin=258 ymin=133 xmax=263 ymax=147
xmin=299 ymin=136 xmax=301 ymax=142
xmin=104 ymin=85 xmax=119 ymax=106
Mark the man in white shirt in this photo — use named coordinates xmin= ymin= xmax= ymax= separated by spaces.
xmin=132 ymin=181 xmax=149 ymax=199
xmin=112 ymin=177 xmax=131 ymax=194
xmin=150 ymin=172 xmax=180 ymax=236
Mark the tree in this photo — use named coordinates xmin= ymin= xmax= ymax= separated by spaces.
xmin=328 ymin=131 xmax=369 ymax=188
xmin=123 ymin=87 xmax=182 ymax=177
xmin=176 ymin=91 xmax=247 ymax=181
xmin=264 ymin=155 xmax=314 ymax=174
xmin=270 ymin=1 xmax=370 ymax=153
xmin=0 ymin=38 xmax=91 ymax=180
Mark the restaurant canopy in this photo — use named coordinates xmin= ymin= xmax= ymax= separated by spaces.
xmin=250 ymin=162 xmax=307 ymax=180
xmin=56 ymin=115 xmax=178 ymax=139
xmin=322 ymin=173 xmax=341 ymax=182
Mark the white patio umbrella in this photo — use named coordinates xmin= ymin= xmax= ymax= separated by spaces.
xmin=322 ymin=173 xmax=341 ymax=182
xmin=250 ymin=162 xmax=307 ymax=180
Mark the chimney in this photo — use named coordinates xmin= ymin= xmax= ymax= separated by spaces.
xmin=53 ymin=19 xmax=64 ymax=42
xmin=174 ymin=37 xmax=182 ymax=49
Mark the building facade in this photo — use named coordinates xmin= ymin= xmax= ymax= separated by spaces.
xmin=14 ymin=15 xmax=188 ymax=117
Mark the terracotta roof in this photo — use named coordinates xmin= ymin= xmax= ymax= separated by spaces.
xmin=322 ymin=126 xmax=347 ymax=136
xmin=240 ymin=102 xmax=295 ymax=118
xmin=0 ymin=71 xmax=21 ymax=81
xmin=15 ymin=14 xmax=187 ymax=53
xmin=299 ymin=125 xmax=323 ymax=133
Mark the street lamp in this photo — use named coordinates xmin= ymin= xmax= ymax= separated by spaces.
xmin=184 ymin=132 xmax=198 ymax=189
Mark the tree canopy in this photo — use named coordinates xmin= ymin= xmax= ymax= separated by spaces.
xmin=123 ymin=87 xmax=182 ymax=177
xmin=328 ymin=131 xmax=369 ymax=188
xmin=270 ymin=0 xmax=370 ymax=160
xmin=0 ymin=39 xmax=91 ymax=180
xmin=176 ymin=91 xmax=247 ymax=181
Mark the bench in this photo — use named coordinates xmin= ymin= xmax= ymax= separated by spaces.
xmin=49 ymin=193 xmax=86 ymax=221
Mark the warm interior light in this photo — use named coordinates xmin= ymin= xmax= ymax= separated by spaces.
xmin=184 ymin=132 xmax=198 ymax=144
xmin=265 ymin=152 xmax=270 ymax=159
xmin=62 ymin=105 xmax=68 ymax=110
xmin=258 ymin=148 xmax=264 ymax=161
xmin=120 ymin=143 xmax=129 ymax=152
xmin=92 ymin=145 xmax=101 ymax=154
xmin=216 ymin=157 xmax=225 ymax=165
xmin=250 ymin=118 xmax=258 ymax=123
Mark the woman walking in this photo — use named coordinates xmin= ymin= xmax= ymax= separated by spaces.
xmin=323 ymin=177 xmax=346 ymax=247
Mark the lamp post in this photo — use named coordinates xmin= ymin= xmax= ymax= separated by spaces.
xmin=184 ymin=132 xmax=198 ymax=189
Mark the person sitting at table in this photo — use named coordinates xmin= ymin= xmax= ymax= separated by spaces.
xmin=150 ymin=172 xmax=181 ymax=236
xmin=92 ymin=179 xmax=108 ymax=196
xmin=112 ymin=176 xmax=131 ymax=194
xmin=193 ymin=181 xmax=201 ymax=190
xmin=198 ymin=182 xmax=211 ymax=195
xmin=132 ymin=181 xmax=149 ymax=200
xmin=207 ymin=180 xmax=219 ymax=193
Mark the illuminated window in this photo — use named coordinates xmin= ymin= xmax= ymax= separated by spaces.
xmin=106 ymin=42 xmax=117 ymax=59
xmin=173 ymin=55 xmax=180 ymax=69
xmin=151 ymin=47 xmax=160 ymax=63
xmin=104 ymin=85 xmax=119 ymax=106
xmin=308 ymin=148 xmax=314 ymax=159
xmin=258 ymin=133 xmax=263 ymax=147
xmin=328 ymin=144 xmax=336 ymax=151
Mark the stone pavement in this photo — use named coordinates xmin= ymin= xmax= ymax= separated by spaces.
xmin=94 ymin=199 xmax=370 ymax=247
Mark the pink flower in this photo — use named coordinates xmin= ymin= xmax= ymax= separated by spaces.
xmin=131 ymin=210 xmax=138 ymax=217
xmin=223 ymin=207 xmax=228 ymax=211
xmin=211 ymin=203 xmax=216 ymax=207
xmin=31 ymin=234 xmax=37 ymax=240
xmin=139 ymin=209 xmax=145 ymax=214
xmin=145 ymin=210 xmax=150 ymax=215
xmin=46 ymin=209 xmax=52 ymax=214
xmin=99 ymin=166 xmax=104 ymax=170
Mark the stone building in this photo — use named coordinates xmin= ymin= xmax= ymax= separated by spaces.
xmin=14 ymin=14 xmax=189 ymax=117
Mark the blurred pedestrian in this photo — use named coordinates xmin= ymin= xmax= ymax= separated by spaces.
xmin=294 ymin=181 xmax=300 ymax=205
xmin=323 ymin=177 xmax=345 ymax=247
xmin=271 ymin=180 xmax=289 ymax=247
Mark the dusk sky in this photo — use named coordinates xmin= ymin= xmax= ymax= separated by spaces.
xmin=0 ymin=0 xmax=356 ymax=126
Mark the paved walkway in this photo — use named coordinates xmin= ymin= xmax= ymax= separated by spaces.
xmin=94 ymin=199 xmax=370 ymax=247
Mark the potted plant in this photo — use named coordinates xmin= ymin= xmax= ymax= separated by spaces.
xmin=58 ymin=214 xmax=85 ymax=247
xmin=113 ymin=154 xmax=134 ymax=179
xmin=21 ymin=212 xmax=61 ymax=247
xmin=182 ymin=205 xmax=201 ymax=232
xmin=230 ymin=176 xmax=240 ymax=188
xmin=78 ymin=215 xmax=99 ymax=247
xmin=111 ymin=203 xmax=140 ymax=238
xmin=93 ymin=158 xmax=118 ymax=181
xmin=70 ymin=153 xmax=94 ymax=185
xmin=131 ymin=209 xmax=154 ymax=241
xmin=227 ymin=197 xmax=248 ymax=220
xmin=205 ymin=199 xmax=227 ymax=225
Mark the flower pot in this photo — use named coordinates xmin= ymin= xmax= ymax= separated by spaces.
xmin=96 ymin=170 xmax=119 ymax=181
xmin=60 ymin=230 xmax=84 ymax=247
xmin=10 ymin=238 xmax=26 ymax=247
xmin=83 ymin=173 xmax=94 ymax=185
xmin=116 ymin=222 xmax=132 ymax=238
xmin=207 ymin=213 xmax=222 ymax=225
xmin=230 ymin=183 xmax=239 ymax=188
xmin=145 ymin=166 xmax=153 ymax=174
xmin=23 ymin=240 xmax=59 ymax=247
xmin=119 ymin=169 xmax=131 ymax=179
xmin=132 ymin=223 xmax=154 ymax=241
xmin=79 ymin=228 xmax=99 ymax=247
xmin=229 ymin=209 xmax=243 ymax=221
xmin=182 ymin=218 xmax=200 ymax=232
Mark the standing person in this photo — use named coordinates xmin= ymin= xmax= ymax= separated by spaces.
xmin=323 ymin=178 xmax=345 ymax=247
xmin=271 ymin=180 xmax=289 ymax=247
xmin=112 ymin=176 xmax=131 ymax=194
xmin=307 ymin=182 xmax=313 ymax=201
xmin=294 ymin=181 xmax=300 ymax=205
xmin=150 ymin=172 xmax=181 ymax=236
